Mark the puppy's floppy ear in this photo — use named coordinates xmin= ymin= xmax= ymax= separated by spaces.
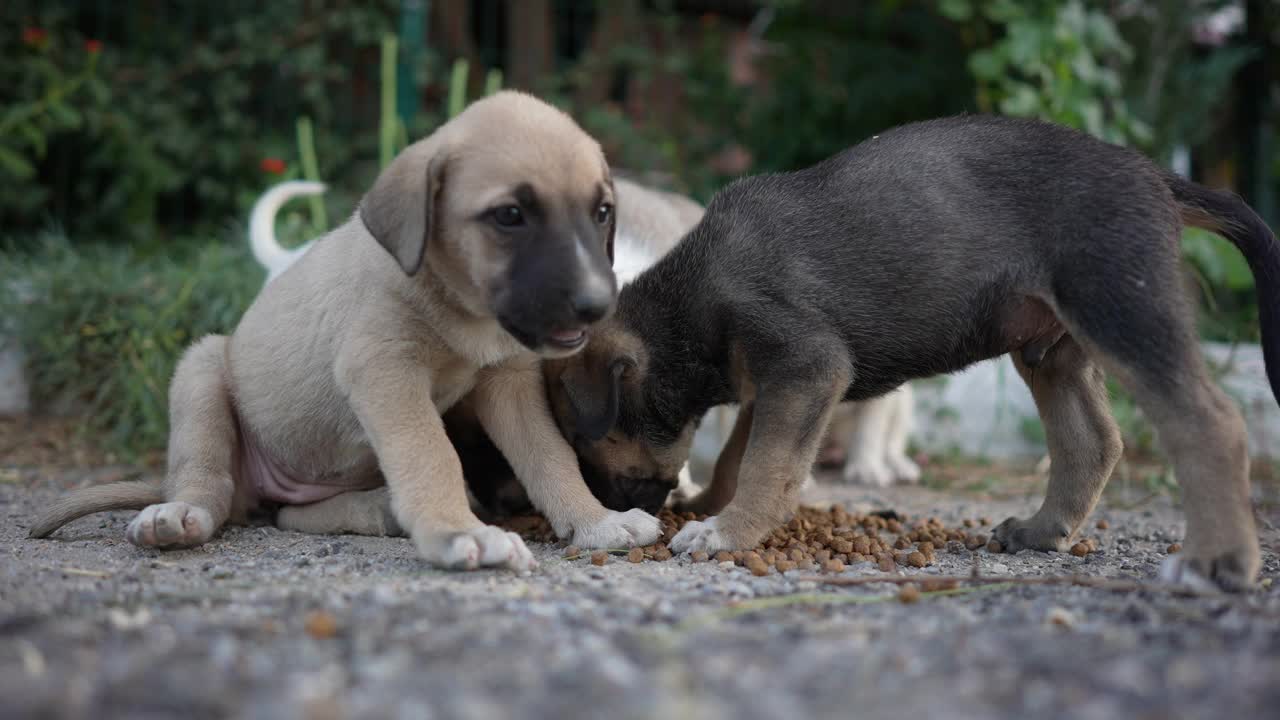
xmin=359 ymin=150 xmax=448 ymax=275
xmin=561 ymin=352 xmax=633 ymax=442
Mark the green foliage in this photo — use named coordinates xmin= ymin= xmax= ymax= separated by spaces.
xmin=0 ymin=232 xmax=262 ymax=458
xmin=941 ymin=0 xmax=1150 ymax=146
xmin=739 ymin=2 xmax=977 ymax=178
xmin=1 ymin=1 xmax=403 ymax=246
xmin=1115 ymin=0 xmax=1256 ymax=159
xmin=554 ymin=2 xmax=976 ymax=202
xmin=0 ymin=23 xmax=105 ymax=217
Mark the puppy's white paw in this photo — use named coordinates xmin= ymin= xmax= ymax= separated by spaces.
xmin=415 ymin=525 xmax=537 ymax=573
xmin=572 ymin=509 xmax=661 ymax=549
xmin=841 ymin=459 xmax=892 ymax=487
xmin=669 ymin=517 xmax=733 ymax=554
xmin=1158 ymin=555 xmax=1222 ymax=593
xmin=126 ymin=502 xmax=215 ymax=548
xmin=885 ymin=453 xmax=921 ymax=484
xmin=798 ymin=472 xmax=816 ymax=492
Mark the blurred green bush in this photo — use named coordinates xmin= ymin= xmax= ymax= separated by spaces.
xmin=1 ymin=232 xmax=261 ymax=459
xmin=1 ymin=1 xmax=407 ymax=248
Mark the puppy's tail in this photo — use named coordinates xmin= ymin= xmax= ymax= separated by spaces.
xmin=28 ymin=481 xmax=163 ymax=538
xmin=1168 ymin=173 xmax=1280 ymax=404
xmin=249 ymin=180 xmax=327 ymax=274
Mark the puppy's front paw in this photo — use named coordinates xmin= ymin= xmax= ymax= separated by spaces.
xmin=1159 ymin=545 xmax=1259 ymax=594
xmin=990 ymin=516 xmax=1072 ymax=553
xmin=415 ymin=525 xmax=537 ymax=573
xmin=669 ymin=517 xmax=735 ymax=554
xmin=841 ymin=459 xmax=892 ymax=487
xmin=572 ymin=509 xmax=661 ymax=549
xmin=885 ymin=453 xmax=921 ymax=484
xmin=126 ymin=502 xmax=215 ymax=548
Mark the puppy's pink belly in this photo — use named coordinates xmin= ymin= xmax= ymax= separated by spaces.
xmin=239 ymin=431 xmax=381 ymax=506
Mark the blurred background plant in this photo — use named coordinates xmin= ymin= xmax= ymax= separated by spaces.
xmin=1 ymin=0 xmax=1275 ymax=460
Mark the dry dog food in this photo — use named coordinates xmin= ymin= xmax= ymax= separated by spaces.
xmin=500 ymin=505 xmax=1101 ymax=576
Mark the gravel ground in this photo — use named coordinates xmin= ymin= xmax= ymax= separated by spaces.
xmin=2 ymin=457 xmax=1279 ymax=720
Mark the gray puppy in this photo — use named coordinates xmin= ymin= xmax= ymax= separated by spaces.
xmin=543 ymin=114 xmax=1277 ymax=592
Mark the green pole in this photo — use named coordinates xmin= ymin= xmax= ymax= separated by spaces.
xmin=397 ymin=0 xmax=429 ymax=136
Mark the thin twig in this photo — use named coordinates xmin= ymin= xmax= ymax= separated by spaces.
xmin=796 ymin=572 xmax=1228 ymax=599
xmin=44 ymin=566 xmax=112 ymax=578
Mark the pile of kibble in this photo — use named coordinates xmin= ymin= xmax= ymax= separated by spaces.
xmin=501 ymin=504 xmax=1102 ymax=576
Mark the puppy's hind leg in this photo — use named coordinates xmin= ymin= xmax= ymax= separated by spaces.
xmin=277 ymin=487 xmax=404 ymax=536
xmin=128 ymin=335 xmax=240 ymax=548
xmin=992 ymin=337 xmax=1123 ymax=553
xmin=1043 ymin=219 xmax=1260 ymax=591
xmin=883 ymin=385 xmax=921 ymax=484
xmin=839 ymin=397 xmax=895 ymax=487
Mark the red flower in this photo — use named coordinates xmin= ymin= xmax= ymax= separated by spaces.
xmin=84 ymin=39 xmax=103 ymax=53
xmin=260 ymin=158 xmax=286 ymax=175
xmin=22 ymin=27 xmax=47 ymax=45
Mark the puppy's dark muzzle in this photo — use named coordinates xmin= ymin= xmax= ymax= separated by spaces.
xmin=582 ymin=465 xmax=676 ymax=515
xmin=497 ymin=286 xmax=615 ymax=354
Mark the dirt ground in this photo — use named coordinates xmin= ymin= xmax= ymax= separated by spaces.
xmin=2 ymin=417 xmax=1279 ymax=720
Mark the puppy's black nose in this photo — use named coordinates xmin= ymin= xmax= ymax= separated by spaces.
xmin=571 ymin=288 xmax=612 ymax=324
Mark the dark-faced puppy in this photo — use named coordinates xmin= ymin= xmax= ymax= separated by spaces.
xmin=544 ymin=114 xmax=1278 ymax=592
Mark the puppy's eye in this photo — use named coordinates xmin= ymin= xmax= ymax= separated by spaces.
xmin=595 ymin=203 xmax=613 ymax=225
xmin=491 ymin=205 xmax=525 ymax=228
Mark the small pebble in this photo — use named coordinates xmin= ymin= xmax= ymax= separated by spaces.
xmin=627 ymin=548 xmax=645 ymax=563
xmin=1046 ymin=606 xmax=1076 ymax=628
xmin=986 ymin=539 xmax=1004 ymax=554
xmin=1096 ymin=519 xmax=1110 ymax=530
xmin=897 ymin=584 xmax=921 ymax=604
xmin=303 ymin=610 xmax=338 ymax=639
xmin=1167 ymin=543 xmax=1181 ymax=554
xmin=824 ymin=559 xmax=845 ymax=573
xmin=563 ymin=545 xmax=581 ymax=558
xmin=690 ymin=550 xmax=709 ymax=563
xmin=1070 ymin=542 xmax=1090 ymax=557
xmin=590 ymin=550 xmax=608 ymax=566
xmin=877 ymin=555 xmax=896 ymax=573
xmin=907 ymin=551 xmax=928 ymax=568
xmin=653 ymin=546 xmax=673 ymax=562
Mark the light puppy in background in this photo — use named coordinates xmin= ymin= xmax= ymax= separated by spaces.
xmin=29 ymin=91 xmax=663 ymax=570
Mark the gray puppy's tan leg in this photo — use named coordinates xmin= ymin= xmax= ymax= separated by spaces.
xmin=671 ymin=355 xmax=849 ymax=553
xmin=992 ymin=338 xmax=1123 ymax=552
xmin=470 ymin=361 xmax=661 ymax=548
xmin=673 ymin=402 xmax=753 ymax=517
xmin=128 ymin=335 xmax=240 ymax=548
xmin=276 ymin=487 xmax=403 ymax=536
xmin=1103 ymin=356 xmax=1259 ymax=591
